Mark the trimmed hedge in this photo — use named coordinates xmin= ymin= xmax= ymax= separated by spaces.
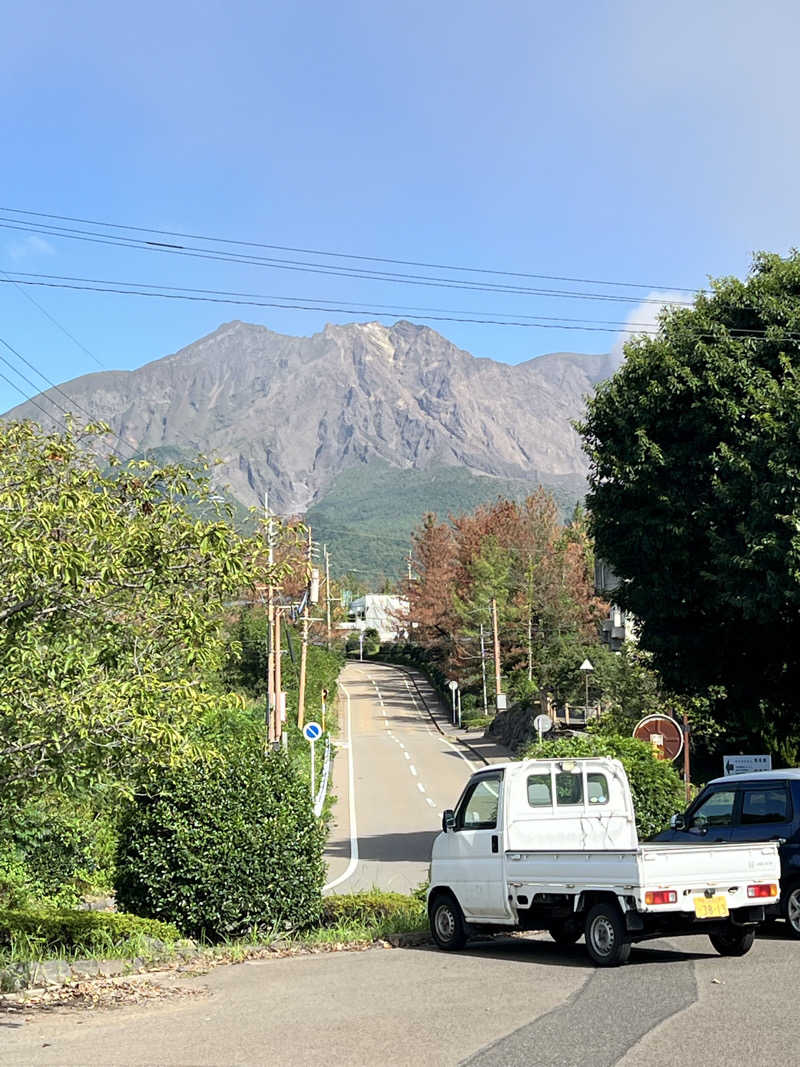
xmin=321 ymin=891 xmax=425 ymax=928
xmin=0 ymin=909 xmax=179 ymax=954
xmin=115 ymin=749 xmax=325 ymax=941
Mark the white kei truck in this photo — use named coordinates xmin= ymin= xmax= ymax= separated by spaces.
xmin=428 ymin=757 xmax=781 ymax=966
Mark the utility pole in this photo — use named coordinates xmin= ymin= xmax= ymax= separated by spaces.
xmin=273 ymin=606 xmax=283 ymax=745
xmin=479 ymin=622 xmax=488 ymax=716
xmin=297 ymin=525 xmax=313 ymax=730
xmin=527 ymin=612 xmax=533 ymax=683
xmin=265 ymin=491 xmax=275 ymax=747
xmin=324 ymin=544 xmax=332 ymax=650
xmin=491 ymin=597 xmax=503 ymax=712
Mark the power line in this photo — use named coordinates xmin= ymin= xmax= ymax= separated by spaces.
xmin=0 ymin=268 xmax=106 ymax=369
xmin=0 ymin=269 xmax=679 ymax=330
xmin=2 ymin=273 xmax=796 ymax=341
xmin=0 ymin=218 xmax=698 ymax=308
xmin=0 ymin=205 xmax=707 ymax=295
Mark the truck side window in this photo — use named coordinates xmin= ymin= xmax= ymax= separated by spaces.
xmin=458 ymin=776 xmax=500 ymax=830
xmin=741 ymin=787 xmax=791 ymax=825
xmin=555 ymin=771 xmax=583 ymax=806
xmin=527 ymin=774 xmax=552 ymax=807
xmin=587 ymin=773 xmax=609 ymax=805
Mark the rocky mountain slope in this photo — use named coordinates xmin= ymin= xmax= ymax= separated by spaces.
xmin=3 ymin=320 xmax=612 ymax=515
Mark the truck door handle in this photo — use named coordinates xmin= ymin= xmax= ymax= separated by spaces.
xmin=491 ymin=835 xmax=498 ymax=854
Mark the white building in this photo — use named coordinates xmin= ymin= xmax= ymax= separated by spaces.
xmin=345 ymin=594 xmax=408 ymax=642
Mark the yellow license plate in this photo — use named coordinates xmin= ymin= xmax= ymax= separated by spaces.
xmin=694 ymin=895 xmax=729 ymax=919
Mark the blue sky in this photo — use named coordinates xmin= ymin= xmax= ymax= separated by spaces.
xmin=1 ymin=0 xmax=799 ymax=414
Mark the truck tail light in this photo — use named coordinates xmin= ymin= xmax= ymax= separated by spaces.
xmin=645 ymin=890 xmax=677 ymax=906
xmin=747 ymin=883 xmax=778 ymax=899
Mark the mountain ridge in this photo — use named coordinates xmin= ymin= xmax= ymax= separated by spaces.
xmin=3 ymin=319 xmax=609 ymax=516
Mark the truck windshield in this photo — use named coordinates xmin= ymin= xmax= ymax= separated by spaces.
xmin=459 ymin=776 xmax=501 ymax=829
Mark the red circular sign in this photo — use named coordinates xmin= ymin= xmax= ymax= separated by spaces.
xmin=632 ymin=714 xmax=684 ymax=762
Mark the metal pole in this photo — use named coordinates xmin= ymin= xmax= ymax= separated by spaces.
xmin=266 ymin=491 xmax=275 ymax=746
xmin=451 ymin=686 xmax=456 ymax=724
xmin=491 ymin=597 xmax=502 ymax=710
xmin=480 ymin=623 xmax=488 ymax=716
xmin=297 ymin=526 xmax=312 ymax=730
xmin=457 ymin=688 xmax=462 ymax=729
xmin=274 ymin=608 xmax=282 ymax=745
xmin=527 ymin=612 xmax=533 ymax=683
xmin=683 ymin=712 xmax=691 ymax=805
xmin=584 ymin=671 xmax=589 ymax=709
xmin=310 ymin=739 xmax=315 ymax=800
xmin=324 ymin=545 xmax=332 ymax=650
xmin=359 ymin=631 xmax=363 ymax=661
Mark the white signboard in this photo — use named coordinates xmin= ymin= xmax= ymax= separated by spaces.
xmin=723 ymin=754 xmax=772 ymax=776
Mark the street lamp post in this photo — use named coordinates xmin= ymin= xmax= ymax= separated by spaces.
xmin=579 ymin=658 xmax=594 ymax=709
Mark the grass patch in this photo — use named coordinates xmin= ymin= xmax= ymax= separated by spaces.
xmin=0 ymin=909 xmax=181 ymax=964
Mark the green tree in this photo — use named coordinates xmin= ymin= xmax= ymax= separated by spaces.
xmin=0 ymin=420 xmax=277 ymax=801
xmin=580 ymin=252 xmax=800 ymax=762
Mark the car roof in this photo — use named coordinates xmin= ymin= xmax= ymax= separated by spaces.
xmin=708 ymin=768 xmax=800 ymax=786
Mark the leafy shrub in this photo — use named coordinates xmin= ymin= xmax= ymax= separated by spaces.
xmin=462 ymin=715 xmax=493 ymax=730
xmin=0 ymin=909 xmax=179 ymax=955
xmin=115 ymin=750 xmax=325 ymax=940
xmin=0 ymin=801 xmax=117 ymax=909
xmin=362 ymin=628 xmax=381 ymax=655
xmin=321 ymin=891 xmax=424 ymax=927
xmin=522 ymin=734 xmax=685 ymax=839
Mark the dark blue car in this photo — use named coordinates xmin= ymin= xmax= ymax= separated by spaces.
xmin=651 ymin=769 xmax=800 ymax=938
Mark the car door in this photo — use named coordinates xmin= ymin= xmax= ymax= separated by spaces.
xmin=731 ymin=782 xmax=794 ymax=856
xmin=449 ymin=770 xmax=509 ymax=920
xmin=677 ymin=786 xmax=737 ymax=843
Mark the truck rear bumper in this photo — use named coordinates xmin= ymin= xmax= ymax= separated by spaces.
xmin=625 ymin=905 xmax=766 ymax=940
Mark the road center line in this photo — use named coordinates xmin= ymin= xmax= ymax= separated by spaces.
xmin=410 ymin=765 xmax=417 ymax=776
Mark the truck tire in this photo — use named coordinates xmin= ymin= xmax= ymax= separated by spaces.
xmin=429 ymin=893 xmax=467 ymax=951
xmin=548 ymin=918 xmax=582 ymax=945
xmin=782 ymin=881 xmax=800 ymax=939
xmin=709 ymin=927 xmax=756 ymax=956
xmin=584 ymin=902 xmax=632 ymax=967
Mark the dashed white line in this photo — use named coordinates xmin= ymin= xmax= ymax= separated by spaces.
xmin=409 ymin=765 xmax=418 ymax=776
xmin=426 ymin=797 xmax=436 ymax=808
xmin=404 ymin=752 xmax=410 ymax=761
xmin=417 ymin=783 xmax=425 ymax=793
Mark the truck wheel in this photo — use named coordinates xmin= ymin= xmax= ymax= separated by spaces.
xmin=429 ymin=893 xmax=467 ymax=951
xmin=709 ymin=927 xmax=756 ymax=956
xmin=584 ymin=902 xmax=631 ymax=967
xmin=548 ymin=919 xmax=582 ymax=945
xmin=783 ymin=882 xmax=800 ymax=939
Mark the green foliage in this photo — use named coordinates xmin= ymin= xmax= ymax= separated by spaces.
xmin=0 ymin=800 xmax=117 ymax=909
xmin=320 ymin=890 xmax=424 ymax=927
xmin=306 ymin=461 xmax=584 ymax=583
xmin=580 ymin=252 xmax=800 ymax=761
xmin=115 ymin=750 xmax=325 ymax=940
xmin=362 ymin=628 xmax=381 ymax=655
xmin=0 ymin=908 xmax=179 ymax=957
xmin=0 ymin=419 xmax=275 ymax=801
xmin=522 ymin=734 xmax=686 ymax=839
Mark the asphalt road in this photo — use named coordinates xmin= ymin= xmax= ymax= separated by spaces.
xmin=323 ymin=661 xmax=504 ymax=894
xmin=3 ymin=930 xmax=798 ymax=1065
xmin=4 ymin=663 xmax=798 ymax=1064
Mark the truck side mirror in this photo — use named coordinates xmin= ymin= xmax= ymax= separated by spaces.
xmin=670 ymin=813 xmax=686 ymax=831
xmin=442 ymin=809 xmax=456 ymax=833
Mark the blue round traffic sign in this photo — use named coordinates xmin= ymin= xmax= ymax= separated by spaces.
xmin=303 ymin=721 xmax=322 ymax=741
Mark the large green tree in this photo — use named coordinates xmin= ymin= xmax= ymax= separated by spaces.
xmin=580 ymin=252 xmax=800 ymax=761
xmin=0 ymin=420 xmax=276 ymax=801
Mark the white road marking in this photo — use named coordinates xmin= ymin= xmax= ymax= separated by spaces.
xmin=417 ymin=783 xmax=425 ymax=793
xmin=404 ymin=752 xmax=410 ymax=761
xmin=426 ymin=798 xmax=436 ymax=808
xmin=410 ymin=765 xmax=418 ymax=776
xmin=323 ymin=683 xmax=359 ymax=892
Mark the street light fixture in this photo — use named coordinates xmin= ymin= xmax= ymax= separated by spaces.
xmin=579 ymin=658 xmax=594 ymax=709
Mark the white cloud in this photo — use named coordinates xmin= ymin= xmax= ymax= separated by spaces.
xmin=610 ymin=291 xmax=685 ymax=371
xmin=6 ymin=234 xmax=56 ymax=260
